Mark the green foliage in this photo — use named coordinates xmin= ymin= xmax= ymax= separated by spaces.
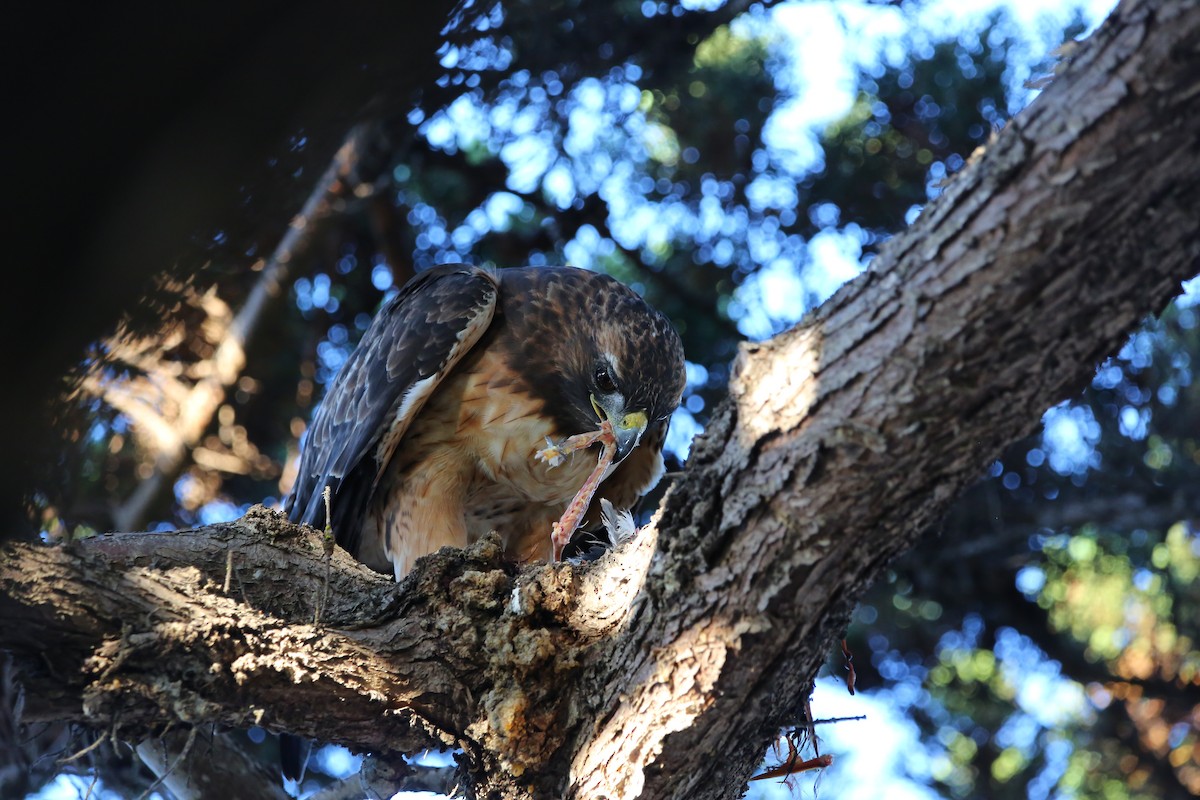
xmin=850 ymin=290 xmax=1200 ymax=796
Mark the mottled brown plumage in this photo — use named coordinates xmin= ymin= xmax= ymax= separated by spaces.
xmin=285 ymin=264 xmax=685 ymax=580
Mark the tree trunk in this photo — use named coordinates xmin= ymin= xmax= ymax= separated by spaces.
xmin=2 ymin=0 xmax=1198 ymax=798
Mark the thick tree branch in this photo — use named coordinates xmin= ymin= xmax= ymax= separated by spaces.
xmin=1 ymin=0 xmax=1198 ymax=798
xmin=0 ymin=508 xmax=654 ymax=777
xmin=567 ymin=1 xmax=1200 ymax=797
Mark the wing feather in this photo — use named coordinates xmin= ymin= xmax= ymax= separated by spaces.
xmin=285 ymin=264 xmax=499 ymax=555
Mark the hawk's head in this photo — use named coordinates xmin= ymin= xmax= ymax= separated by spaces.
xmin=577 ymin=304 xmax=685 ymax=462
xmin=502 ymin=267 xmax=686 ymax=463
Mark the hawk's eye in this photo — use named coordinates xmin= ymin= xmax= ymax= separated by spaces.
xmin=594 ymin=366 xmax=617 ymax=394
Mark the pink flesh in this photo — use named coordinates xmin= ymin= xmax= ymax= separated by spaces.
xmin=546 ymin=420 xmax=617 ymax=559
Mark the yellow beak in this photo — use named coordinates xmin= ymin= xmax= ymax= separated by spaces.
xmin=591 ymin=393 xmax=648 ymax=462
xmin=617 ymin=409 xmax=648 ymax=434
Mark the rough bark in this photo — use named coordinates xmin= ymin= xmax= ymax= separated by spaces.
xmin=2 ymin=0 xmax=1198 ymax=798
xmin=582 ymin=2 xmax=1200 ymax=797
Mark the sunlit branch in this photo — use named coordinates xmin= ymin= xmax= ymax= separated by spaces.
xmin=96 ymin=123 xmax=385 ymax=532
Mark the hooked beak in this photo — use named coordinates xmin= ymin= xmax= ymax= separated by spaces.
xmin=591 ymin=394 xmax=648 ymax=463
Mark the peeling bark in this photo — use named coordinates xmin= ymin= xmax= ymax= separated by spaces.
xmin=0 ymin=508 xmax=653 ymax=795
xmin=2 ymin=0 xmax=1199 ymax=798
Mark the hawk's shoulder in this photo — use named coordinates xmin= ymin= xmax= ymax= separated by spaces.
xmin=285 ymin=264 xmax=499 ymax=553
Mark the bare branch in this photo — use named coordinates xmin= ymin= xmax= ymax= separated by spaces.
xmin=101 ymin=122 xmax=387 ymax=533
xmin=129 ymin=728 xmax=289 ymax=800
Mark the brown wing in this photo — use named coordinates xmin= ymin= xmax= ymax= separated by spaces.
xmin=285 ymin=264 xmax=499 ymax=557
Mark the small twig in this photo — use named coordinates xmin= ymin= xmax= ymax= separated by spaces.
xmin=322 ymin=484 xmax=334 ymax=534
xmin=18 ymin=721 xmax=53 ymax=747
xmin=840 ymin=638 xmax=857 ymax=695
xmin=107 ymin=718 xmax=125 ymax=761
xmin=97 ymin=624 xmax=135 ymax=682
xmin=749 ymin=753 xmax=833 ymax=782
xmin=83 ymin=769 xmax=100 ymax=800
xmin=751 ymin=729 xmax=834 ymax=783
xmin=223 ymin=547 xmax=234 ymax=594
xmin=804 ymin=696 xmax=818 ymax=758
xmin=38 ymin=651 xmax=65 ymax=682
xmin=58 ymin=730 xmax=109 ymax=764
xmin=136 ymin=726 xmax=197 ymax=800
xmin=315 ymin=485 xmax=335 ymax=625
xmin=811 ymin=714 xmax=867 ymax=725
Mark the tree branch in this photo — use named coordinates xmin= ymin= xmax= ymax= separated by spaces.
xmin=0 ymin=507 xmax=655 ymax=768
xmin=566 ymin=1 xmax=1200 ymax=797
xmin=102 ymin=121 xmax=387 ymax=533
xmin=2 ymin=0 xmax=1198 ymax=799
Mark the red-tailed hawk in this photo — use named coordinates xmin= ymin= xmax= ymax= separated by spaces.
xmin=285 ymin=264 xmax=686 ymax=580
